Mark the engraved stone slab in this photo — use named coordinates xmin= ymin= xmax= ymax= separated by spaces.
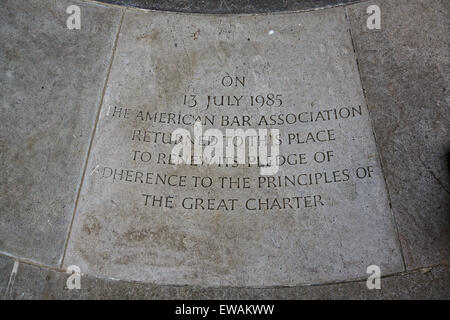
xmin=64 ymin=8 xmax=404 ymax=286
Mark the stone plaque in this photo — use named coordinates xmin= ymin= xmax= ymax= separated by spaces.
xmin=64 ymin=8 xmax=403 ymax=286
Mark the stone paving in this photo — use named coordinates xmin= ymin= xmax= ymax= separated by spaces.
xmin=0 ymin=0 xmax=448 ymax=299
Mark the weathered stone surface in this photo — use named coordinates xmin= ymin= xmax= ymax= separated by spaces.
xmin=0 ymin=0 xmax=447 ymax=300
xmin=347 ymin=0 xmax=450 ymax=269
xmin=99 ymin=0 xmax=362 ymax=14
xmin=0 ymin=255 xmax=15 ymax=298
xmin=63 ymin=7 xmax=403 ymax=286
xmin=0 ymin=0 xmax=122 ymax=265
xmin=9 ymin=260 xmax=450 ymax=299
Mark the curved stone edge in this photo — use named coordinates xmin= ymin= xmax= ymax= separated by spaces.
xmin=94 ymin=0 xmax=364 ymax=14
xmin=1 ymin=255 xmax=449 ymax=299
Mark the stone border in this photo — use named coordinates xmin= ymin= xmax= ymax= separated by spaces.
xmin=1 ymin=254 xmax=449 ymax=299
xmin=96 ymin=0 xmax=363 ymax=14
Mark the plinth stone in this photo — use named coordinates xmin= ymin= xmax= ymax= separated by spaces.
xmin=63 ymin=8 xmax=403 ymax=286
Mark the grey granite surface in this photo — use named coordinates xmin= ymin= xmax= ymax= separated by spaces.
xmin=347 ymin=0 xmax=450 ymax=269
xmin=8 ymin=260 xmax=450 ymax=299
xmin=0 ymin=0 xmax=448 ymax=299
xmin=0 ymin=0 xmax=122 ymax=266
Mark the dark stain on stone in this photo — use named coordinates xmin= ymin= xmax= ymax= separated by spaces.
xmin=192 ymin=29 xmax=200 ymax=40
xmin=136 ymin=30 xmax=160 ymax=42
xmin=124 ymin=226 xmax=187 ymax=251
xmin=446 ymin=149 xmax=450 ymax=176
xmin=82 ymin=215 xmax=102 ymax=236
